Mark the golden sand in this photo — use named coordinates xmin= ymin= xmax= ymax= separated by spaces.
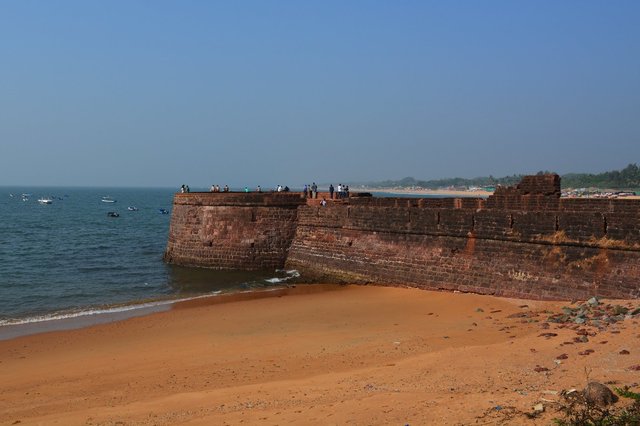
xmin=1 ymin=284 xmax=638 ymax=425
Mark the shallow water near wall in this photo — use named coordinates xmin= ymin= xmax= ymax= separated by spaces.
xmin=0 ymin=187 xmax=300 ymax=337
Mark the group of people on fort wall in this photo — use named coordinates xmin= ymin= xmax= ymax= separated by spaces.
xmin=303 ymin=183 xmax=349 ymax=199
xmin=181 ymin=182 xmax=350 ymax=198
xmin=209 ymin=184 xmax=231 ymax=192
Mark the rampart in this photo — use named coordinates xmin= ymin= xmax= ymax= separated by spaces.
xmin=163 ymin=192 xmax=306 ymax=270
xmin=164 ymin=176 xmax=640 ymax=300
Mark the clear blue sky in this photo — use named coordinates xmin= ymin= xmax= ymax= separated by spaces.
xmin=1 ymin=1 xmax=638 ymax=188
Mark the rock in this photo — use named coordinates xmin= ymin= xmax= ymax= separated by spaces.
xmin=574 ymin=317 xmax=586 ymax=324
xmin=476 ymin=308 xmax=484 ymax=313
xmin=587 ymin=297 xmax=600 ymax=307
xmin=612 ymin=305 xmax=629 ymax=315
xmin=582 ymin=382 xmax=618 ymax=407
xmin=539 ymin=332 xmax=558 ymax=338
xmin=619 ymin=349 xmax=630 ymax=355
xmin=534 ymin=366 xmax=549 ymax=372
xmin=628 ymin=365 xmax=640 ymax=371
xmin=533 ymin=403 xmax=544 ymax=413
xmin=556 ymin=353 xmax=569 ymax=360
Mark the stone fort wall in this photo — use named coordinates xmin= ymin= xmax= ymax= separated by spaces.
xmin=163 ymin=192 xmax=306 ymax=270
xmin=164 ymin=176 xmax=640 ymax=300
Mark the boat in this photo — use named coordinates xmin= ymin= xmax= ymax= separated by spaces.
xmin=107 ymin=212 xmax=120 ymax=217
xmin=127 ymin=206 xmax=139 ymax=211
xmin=37 ymin=198 xmax=53 ymax=204
xmin=159 ymin=208 xmax=169 ymax=214
xmin=101 ymin=196 xmax=117 ymax=203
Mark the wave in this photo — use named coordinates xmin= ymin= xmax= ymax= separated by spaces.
xmin=0 ymin=297 xmax=186 ymax=327
xmin=265 ymin=269 xmax=300 ymax=283
xmin=0 ymin=270 xmax=300 ymax=328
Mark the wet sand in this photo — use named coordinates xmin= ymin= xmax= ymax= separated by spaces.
xmin=1 ymin=284 xmax=639 ymax=425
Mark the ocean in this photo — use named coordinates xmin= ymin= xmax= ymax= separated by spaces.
xmin=0 ymin=187 xmax=298 ymax=338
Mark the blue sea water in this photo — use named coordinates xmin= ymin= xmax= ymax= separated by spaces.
xmin=0 ymin=187 xmax=298 ymax=332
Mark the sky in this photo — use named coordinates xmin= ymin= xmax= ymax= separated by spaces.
xmin=1 ymin=1 xmax=639 ymax=188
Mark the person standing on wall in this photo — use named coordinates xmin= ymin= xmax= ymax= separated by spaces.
xmin=312 ymin=182 xmax=317 ymax=199
xmin=329 ymin=184 xmax=334 ymax=199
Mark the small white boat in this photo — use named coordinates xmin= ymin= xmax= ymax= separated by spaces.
xmin=38 ymin=198 xmax=53 ymax=204
xmin=102 ymin=196 xmax=117 ymax=203
xmin=127 ymin=206 xmax=139 ymax=211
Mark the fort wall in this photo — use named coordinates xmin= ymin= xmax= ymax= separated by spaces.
xmin=164 ymin=176 xmax=640 ymax=300
xmin=163 ymin=192 xmax=306 ymax=270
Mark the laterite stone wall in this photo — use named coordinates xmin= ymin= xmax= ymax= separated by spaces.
xmin=164 ymin=176 xmax=640 ymax=300
xmin=285 ymin=175 xmax=640 ymax=300
xmin=164 ymin=192 xmax=305 ymax=270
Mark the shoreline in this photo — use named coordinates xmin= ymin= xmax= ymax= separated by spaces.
xmin=361 ymin=187 xmax=640 ymax=200
xmin=0 ymin=284 xmax=313 ymax=341
xmin=2 ymin=284 xmax=638 ymax=425
xmin=359 ymin=187 xmax=494 ymax=197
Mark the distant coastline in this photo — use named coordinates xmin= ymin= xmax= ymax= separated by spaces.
xmin=360 ymin=186 xmax=640 ymax=200
xmin=357 ymin=187 xmax=493 ymax=198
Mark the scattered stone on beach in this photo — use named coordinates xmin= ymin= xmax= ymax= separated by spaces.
xmin=619 ymin=349 xmax=630 ymax=355
xmin=555 ymin=353 xmax=568 ymax=360
xmin=538 ymin=332 xmax=558 ymax=338
xmin=533 ymin=366 xmax=549 ymax=372
xmin=578 ymin=349 xmax=595 ymax=356
xmin=545 ymin=299 xmax=640 ymax=329
xmin=628 ymin=365 xmax=640 ymax=371
xmin=582 ymin=382 xmax=618 ymax=407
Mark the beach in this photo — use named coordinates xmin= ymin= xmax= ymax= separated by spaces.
xmin=357 ymin=188 xmax=495 ymax=198
xmin=1 ymin=284 xmax=639 ymax=425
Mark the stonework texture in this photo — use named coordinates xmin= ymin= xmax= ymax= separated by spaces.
xmin=164 ymin=176 xmax=640 ymax=300
xmin=163 ymin=192 xmax=305 ymax=270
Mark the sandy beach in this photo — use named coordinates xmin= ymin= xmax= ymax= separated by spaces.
xmin=357 ymin=188 xmax=640 ymax=199
xmin=1 ymin=284 xmax=639 ymax=425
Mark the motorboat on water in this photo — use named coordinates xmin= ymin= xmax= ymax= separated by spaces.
xmin=127 ymin=206 xmax=139 ymax=211
xmin=107 ymin=211 xmax=120 ymax=217
xmin=101 ymin=196 xmax=117 ymax=203
xmin=159 ymin=208 xmax=169 ymax=214
xmin=38 ymin=198 xmax=53 ymax=204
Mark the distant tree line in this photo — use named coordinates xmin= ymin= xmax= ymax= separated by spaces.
xmin=357 ymin=164 xmax=640 ymax=190
xmin=561 ymin=163 xmax=640 ymax=189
